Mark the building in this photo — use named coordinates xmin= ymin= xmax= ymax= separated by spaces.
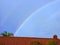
xmin=0 ymin=35 xmax=60 ymax=45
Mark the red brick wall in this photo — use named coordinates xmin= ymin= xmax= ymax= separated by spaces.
xmin=0 ymin=36 xmax=60 ymax=45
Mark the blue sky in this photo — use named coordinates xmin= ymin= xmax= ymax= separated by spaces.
xmin=0 ymin=0 xmax=60 ymax=38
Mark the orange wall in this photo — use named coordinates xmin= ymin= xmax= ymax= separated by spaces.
xmin=0 ymin=36 xmax=60 ymax=45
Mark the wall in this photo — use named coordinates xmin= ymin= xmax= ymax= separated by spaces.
xmin=0 ymin=36 xmax=60 ymax=45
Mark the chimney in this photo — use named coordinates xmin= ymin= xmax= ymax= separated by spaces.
xmin=53 ymin=35 xmax=58 ymax=39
